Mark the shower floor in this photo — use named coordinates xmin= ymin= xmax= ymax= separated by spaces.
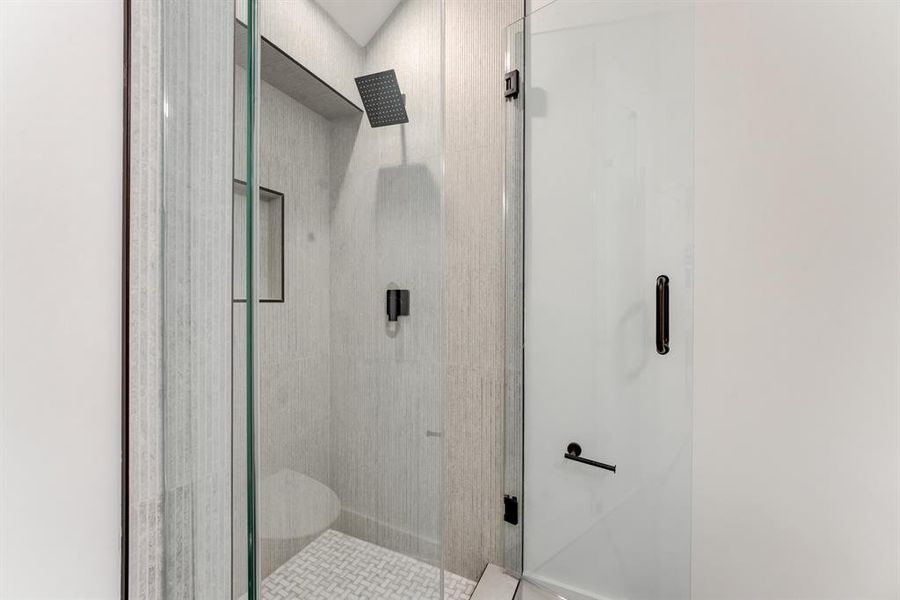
xmin=255 ymin=529 xmax=476 ymax=600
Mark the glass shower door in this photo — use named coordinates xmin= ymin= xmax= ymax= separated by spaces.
xmin=521 ymin=2 xmax=693 ymax=598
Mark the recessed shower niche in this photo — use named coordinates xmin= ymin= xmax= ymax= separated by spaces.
xmin=233 ymin=181 xmax=284 ymax=303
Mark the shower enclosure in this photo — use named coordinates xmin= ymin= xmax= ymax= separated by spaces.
xmin=143 ymin=0 xmax=692 ymax=598
xmin=504 ymin=2 xmax=694 ymax=599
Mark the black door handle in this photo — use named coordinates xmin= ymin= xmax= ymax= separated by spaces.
xmin=656 ymin=275 xmax=669 ymax=355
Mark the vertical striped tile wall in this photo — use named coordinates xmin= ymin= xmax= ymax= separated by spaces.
xmin=130 ymin=1 xmax=234 ymax=598
xmin=160 ymin=1 xmax=233 ymax=597
xmin=129 ymin=1 xmax=163 ymax=598
xmin=444 ymin=0 xmax=524 ymax=581
xmin=328 ymin=0 xmax=445 ymax=572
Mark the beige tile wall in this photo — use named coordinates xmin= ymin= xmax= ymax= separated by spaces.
xmin=128 ymin=1 xmax=164 ymax=597
xmin=444 ymin=0 xmax=524 ymax=581
xmin=328 ymin=0 xmax=445 ymax=567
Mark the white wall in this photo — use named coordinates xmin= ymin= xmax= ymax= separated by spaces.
xmin=693 ymin=2 xmax=900 ymax=598
xmin=0 ymin=1 xmax=122 ymax=598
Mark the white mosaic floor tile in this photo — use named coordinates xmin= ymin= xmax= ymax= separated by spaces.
xmin=251 ymin=529 xmax=476 ymax=600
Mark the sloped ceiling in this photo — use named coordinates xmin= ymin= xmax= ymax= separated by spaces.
xmin=314 ymin=0 xmax=403 ymax=47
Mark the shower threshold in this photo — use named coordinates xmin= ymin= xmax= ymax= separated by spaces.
xmin=247 ymin=529 xmax=476 ymax=600
xmin=470 ymin=565 xmax=589 ymax=600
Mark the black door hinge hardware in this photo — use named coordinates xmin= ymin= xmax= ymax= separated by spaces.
xmin=504 ymin=70 xmax=519 ymax=100
xmin=503 ymin=494 xmax=519 ymax=525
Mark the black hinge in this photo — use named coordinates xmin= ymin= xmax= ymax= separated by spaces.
xmin=504 ymin=70 xmax=519 ymax=100
xmin=503 ymin=494 xmax=519 ymax=525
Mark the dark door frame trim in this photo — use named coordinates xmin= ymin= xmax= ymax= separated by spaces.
xmin=121 ymin=0 xmax=131 ymax=597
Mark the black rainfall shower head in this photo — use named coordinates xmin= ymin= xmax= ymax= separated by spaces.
xmin=354 ymin=69 xmax=409 ymax=128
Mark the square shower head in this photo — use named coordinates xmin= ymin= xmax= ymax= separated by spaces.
xmin=354 ymin=69 xmax=409 ymax=128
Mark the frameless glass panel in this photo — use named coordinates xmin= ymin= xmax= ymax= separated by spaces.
xmin=522 ymin=2 xmax=694 ymax=599
xmin=160 ymin=1 xmax=235 ymax=598
xmin=233 ymin=0 xmax=258 ymax=598
xmin=503 ymin=15 xmax=525 ymax=576
xmin=241 ymin=0 xmax=446 ymax=598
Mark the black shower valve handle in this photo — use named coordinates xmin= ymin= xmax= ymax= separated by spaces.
xmin=386 ymin=289 xmax=410 ymax=322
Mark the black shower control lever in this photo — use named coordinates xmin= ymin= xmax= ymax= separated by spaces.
xmin=564 ymin=442 xmax=616 ymax=473
xmin=386 ymin=289 xmax=410 ymax=322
